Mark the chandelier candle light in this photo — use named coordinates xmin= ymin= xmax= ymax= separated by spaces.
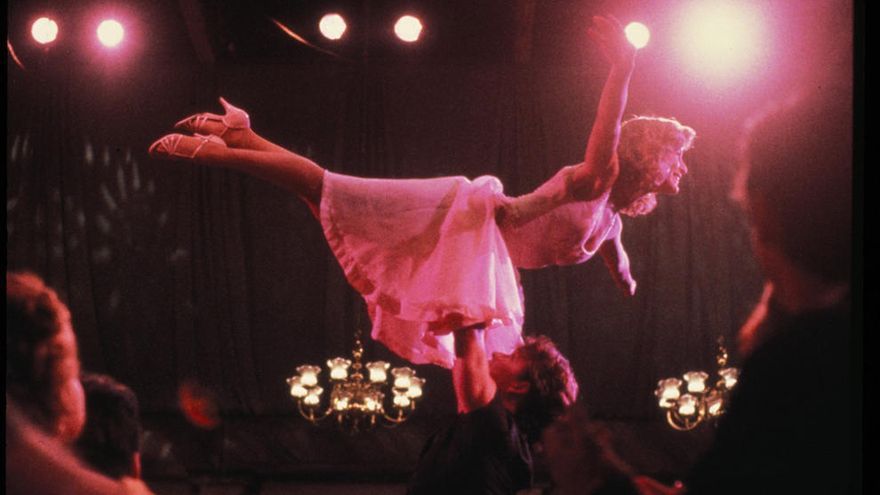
xmin=654 ymin=338 xmax=740 ymax=431
xmin=287 ymin=328 xmax=425 ymax=432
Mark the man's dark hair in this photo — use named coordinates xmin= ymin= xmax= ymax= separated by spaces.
xmin=75 ymin=373 xmax=142 ymax=479
xmin=514 ymin=335 xmax=579 ymax=443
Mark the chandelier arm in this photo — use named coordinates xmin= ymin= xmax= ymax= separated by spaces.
xmin=297 ymin=400 xmax=333 ymax=423
xmin=666 ymin=409 xmax=698 ymax=431
xmin=381 ymin=407 xmax=411 ymax=425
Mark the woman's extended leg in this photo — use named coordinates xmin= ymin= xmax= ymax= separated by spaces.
xmin=149 ymin=133 xmax=324 ymax=207
xmin=174 ymin=99 xmax=291 ymax=155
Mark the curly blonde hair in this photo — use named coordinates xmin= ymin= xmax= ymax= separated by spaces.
xmin=616 ymin=116 xmax=696 ymax=216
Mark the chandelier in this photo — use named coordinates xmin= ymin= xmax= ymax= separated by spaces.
xmin=286 ymin=327 xmax=425 ymax=432
xmin=654 ymin=338 xmax=740 ymax=431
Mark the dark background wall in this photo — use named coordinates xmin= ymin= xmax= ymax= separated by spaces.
xmin=6 ymin=0 xmax=854 ymax=492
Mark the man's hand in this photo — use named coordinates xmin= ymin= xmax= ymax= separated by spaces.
xmin=542 ymin=405 xmax=611 ymax=494
xmin=632 ymin=476 xmax=685 ymax=495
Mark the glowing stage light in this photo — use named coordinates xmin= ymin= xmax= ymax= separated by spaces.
xmin=625 ymin=22 xmax=650 ymax=49
xmin=394 ymin=15 xmax=423 ymax=43
xmin=676 ymin=0 xmax=766 ymax=81
xmin=319 ymin=13 xmax=347 ymax=40
xmin=96 ymin=19 xmax=125 ymax=48
xmin=32 ymin=17 xmax=59 ymax=45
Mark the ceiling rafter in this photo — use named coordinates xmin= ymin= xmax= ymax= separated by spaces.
xmin=176 ymin=0 xmax=215 ymax=67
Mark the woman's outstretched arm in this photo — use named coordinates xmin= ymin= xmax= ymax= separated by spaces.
xmin=598 ymin=217 xmax=637 ymax=297
xmin=569 ymin=15 xmax=636 ymax=201
xmin=495 ymin=15 xmax=636 ymax=229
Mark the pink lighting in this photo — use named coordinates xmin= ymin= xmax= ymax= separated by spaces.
xmin=319 ymin=13 xmax=347 ymax=40
xmin=675 ymin=0 xmax=766 ymax=82
xmin=394 ymin=15 xmax=423 ymax=43
xmin=625 ymin=22 xmax=650 ymax=49
xmin=31 ymin=17 xmax=59 ymax=45
xmin=96 ymin=19 xmax=125 ymax=48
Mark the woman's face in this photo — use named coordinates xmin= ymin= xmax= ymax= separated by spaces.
xmin=654 ymin=147 xmax=689 ymax=194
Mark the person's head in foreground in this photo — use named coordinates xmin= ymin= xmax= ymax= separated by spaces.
xmin=76 ymin=372 xmax=144 ymax=479
xmin=734 ymin=86 xmax=852 ymax=288
xmin=616 ymin=116 xmax=697 ymax=216
xmin=490 ymin=335 xmax=579 ymax=442
xmin=734 ymin=86 xmax=853 ymax=355
xmin=7 ymin=271 xmax=86 ymax=443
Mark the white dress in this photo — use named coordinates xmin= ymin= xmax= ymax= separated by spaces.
xmin=319 ymin=165 xmax=618 ymax=368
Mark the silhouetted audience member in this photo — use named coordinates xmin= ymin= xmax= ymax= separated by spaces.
xmin=7 ymin=398 xmax=154 ymax=495
xmin=6 ymin=271 xmax=153 ymax=494
xmin=76 ymin=372 xmax=144 ymax=480
xmin=7 ymin=271 xmax=86 ymax=443
xmin=544 ymin=86 xmax=855 ymax=494
xmin=683 ymin=85 xmax=854 ymax=494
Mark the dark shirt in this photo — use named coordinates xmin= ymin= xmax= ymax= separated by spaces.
xmin=685 ymin=298 xmax=855 ymax=494
xmin=407 ymin=394 xmax=533 ymax=495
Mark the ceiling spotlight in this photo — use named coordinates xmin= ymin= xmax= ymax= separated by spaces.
xmin=31 ymin=17 xmax=59 ymax=45
xmin=625 ymin=22 xmax=650 ymax=49
xmin=319 ymin=13 xmax=347 ymax=40
xmin=394 ymin=15 xmax=423 ymax=43
xmin=97 ymin=19 xmax=125 ymax=48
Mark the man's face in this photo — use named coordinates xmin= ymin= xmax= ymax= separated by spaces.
xmin=746 ymin=195 xmax=781 ymax=284
xmin=489 ymin=349 xmax=530 ymax=392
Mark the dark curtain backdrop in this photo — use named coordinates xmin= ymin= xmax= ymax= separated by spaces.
xmin=7 ymin=47 xmax=764 ymax=481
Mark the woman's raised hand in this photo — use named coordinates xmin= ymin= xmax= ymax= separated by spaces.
xmin=588 ymin=15 xmax=636 ymax=69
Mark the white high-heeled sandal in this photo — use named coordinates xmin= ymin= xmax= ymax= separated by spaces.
xmin=174 ymin=97 xmax=250 ymax=137
xmin=148 ymin=133 xmax=225 ymax=160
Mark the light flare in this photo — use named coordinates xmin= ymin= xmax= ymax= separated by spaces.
xmin=97 ymin=19 xmax=125 ymax=48
xmin=394 ymin=15 xmax=423 ymax=43
xmin=675 ymin=0 xmax=768 ymax=82
xmin=625 ymin=22 xmax=650 ymax=49
xmin=319 ymin=13 xmax=347 ymax=40
xmin=32 ymin=17 xmax=59 ymax=45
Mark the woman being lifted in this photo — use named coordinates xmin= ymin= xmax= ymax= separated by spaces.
xmin=149 ymin=15 xmax=695 ymax=368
